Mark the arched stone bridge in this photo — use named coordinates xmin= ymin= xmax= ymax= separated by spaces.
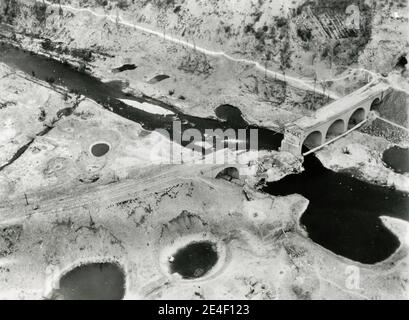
xmin=280 ymin=80 xmax=391 ymax=156
xmin=200 ymin=163 xmax=244 ymax=181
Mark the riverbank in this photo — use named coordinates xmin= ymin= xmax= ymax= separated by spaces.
xmin=1 ymin=167 xmax=408 ymax=300
xmin=0 ymin=59 xmax=298 ymax=200
xmin=0 ymin=3 xmax=333 ymax=132
xmin=316 ymin=130 xmax=409 ymax=193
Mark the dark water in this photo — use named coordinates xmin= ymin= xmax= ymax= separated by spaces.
xmin=112 ymin=63 xmax=137 ymax=73
xmin=395 ymin=55 xmax=407 ymax=69
xmin=1 ymin=42 xmax=409 ymax=264
xmin=214 ymin=104 xmax=247 ymax=125
xmin=170 ymin=241 xmax=218 ymax=279
xmin=382 ymin=146 xmax=409 ymax=174
xmin=213 ymin=104 xmax=284 ymax=150
xmin=55 ymin=263 xmax=125 ymax=300
xmin=215 ymin=104 xmax=247 ymax=127
xmin=263 ymin=154 xmax=409 ymax=264
xmin=148 ymin=74 xmax=170 ymax=84
xmin=91 ymin=143 xmax=110 ymax=157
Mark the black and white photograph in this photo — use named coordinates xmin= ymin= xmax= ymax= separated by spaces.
xmin=0 ymin=0 xmax=408 ymax=306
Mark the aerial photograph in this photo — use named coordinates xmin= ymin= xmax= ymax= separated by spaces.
xmin=0 ymin=0 xmax=408 ymax=305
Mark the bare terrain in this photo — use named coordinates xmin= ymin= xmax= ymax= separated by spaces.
xmin=0 ymin=0 xmax=408 ymax=300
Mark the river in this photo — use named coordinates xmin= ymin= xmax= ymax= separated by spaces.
xmin=1 ymin=42 xmax=408 ymax=264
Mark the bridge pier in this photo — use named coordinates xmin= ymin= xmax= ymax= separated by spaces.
xmin=280 ymin=126 xmax=304 ymax=155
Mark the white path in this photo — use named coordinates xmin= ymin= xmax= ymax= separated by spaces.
xmin=44 ymin=1 xmax=341 ymax=100
xmin=376 ymin=116 xmax=409 ymax=133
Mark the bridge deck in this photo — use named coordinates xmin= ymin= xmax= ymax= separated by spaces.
xmin=293 ymin=81 xmax=389 ymax=131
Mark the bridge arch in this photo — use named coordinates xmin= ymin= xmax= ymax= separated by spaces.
xmin=280 ymin=82 xmax=389 ymax=156
xmin=326 ymin=119 xmax=345 ymax=140
xmin=303 ymin=131 xmax=323 ymax=149
xmin=215 ymin=167 xmax=240 ymax=181
xmin=370 ymin=98 xmax=381 ymax=111
xmin=348 ymin=108 xmax=366 ymax=129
